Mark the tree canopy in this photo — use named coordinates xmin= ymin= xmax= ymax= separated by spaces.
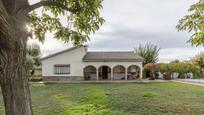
xmin=135 ymin=43 xmax=160 ymax=65
xmin=26 ymin=43 xmax=41 ymax=76
xmin=27 ymin=0 xmax=104 ymax=45
xmin=27 ymin=43 xmax=41 ymax=57
xmin=0 ymin=0 xmax=104 ymax=114
xmin=191 ymin=52 xmax=204 ymax=67
xmin=177 ymin=0 xmax=204 ymax=46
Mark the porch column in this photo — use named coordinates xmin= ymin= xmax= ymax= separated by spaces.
xmin=140 ymin=67 xmax=143 ymax=80
xmin=125 ymin=67 xmax=128 ymax=80
xmin=111 ymin=68 xmax=113 ymax=80
xmin=96 ymin=68 xmax=99 ymax=81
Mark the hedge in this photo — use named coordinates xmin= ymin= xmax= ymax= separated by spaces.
xmin=143 ymin=63 xmax=201 ymax=79
xmin=28 ymin=76 xmax=42 ymax=82
xmin=142 ymin=63 xmax=159 ymax=79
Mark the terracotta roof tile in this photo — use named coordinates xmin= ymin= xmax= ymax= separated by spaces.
xmin=83 ymin=52 xmax=143 ymax=62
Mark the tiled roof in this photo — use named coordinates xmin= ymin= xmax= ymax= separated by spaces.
xmin=83 ymin=52 xmax=143 ymax=62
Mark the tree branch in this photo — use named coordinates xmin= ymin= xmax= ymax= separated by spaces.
xmin=20 ymin=0 xmax=79 ymax=14
xmin=0 ymin=0 xmax=13 ymax=39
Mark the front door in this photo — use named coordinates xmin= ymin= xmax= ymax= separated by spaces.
xmin=102 ymin=66 xmax=108 ymax=80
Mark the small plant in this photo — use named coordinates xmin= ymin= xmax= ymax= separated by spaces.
xmin=140 ymin=92 xmax=159 ymax=98
xmin=52 ymin=93 xmax=69 ymax=100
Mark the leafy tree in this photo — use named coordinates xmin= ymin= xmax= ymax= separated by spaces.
xmin=26 ymin=43 xmax=41 ymax=76
xmin=27 ymin=43 xmax=41 ymax=67
xmin=26 ymin=55 xmax=34 ymax=76
xmin=27 ymin=43 xmax=41 ymax=57
xmin=177 ymin=0 xmax=204 ymax=46
xmin=0 ymin=0 xmax=104 ymax=115
xmin=191 ymin=52 xmax=204 ymax=67
xmin=135 ymin=43 xmax=160 ymax=65
xmin=190 ymin=52 xmax=204 ymax=78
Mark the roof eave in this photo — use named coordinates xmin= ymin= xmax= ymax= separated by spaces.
xmin=40 ymin=45 xmax=83 ymax=61
xmin=83 ymin=59 xmax=143 ymax=62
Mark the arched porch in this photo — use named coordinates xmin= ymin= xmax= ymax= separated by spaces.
xmin=113 ymin=65 xmax=126 ymax=80
xmin=83 ymin=64 xmax=142 ymax=81
xmin=127 ymin=65 xmax=141 ymax=80
xmin=84 ymin=65 xmax=97 ymax=80
xmin=98 ymin=65 xmax=111 ymax=80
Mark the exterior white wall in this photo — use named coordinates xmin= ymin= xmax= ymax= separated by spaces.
xmin=41 ymin=46 xmax=87 ymax=77
xmin=83 ymin=62 xmax=142 ymax=70
xmin=41 ymin=46 xmax=143 ymax=78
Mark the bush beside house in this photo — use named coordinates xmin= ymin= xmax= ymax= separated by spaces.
xmin=143 ymin=63 xmax=201 ymax=80
xmin=142 ymin=63 xmax=159 ymax=80
xmin=26 ymin=43 xmax=42 ymax=82
xmin=28 ymin=67 xmax=42 ymax=82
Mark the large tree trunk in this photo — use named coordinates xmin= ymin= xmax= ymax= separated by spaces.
xmin=0 ymin=31 xmax=33 ymax=115
xmin=0 ymin=0 xmax=33 ymax=114
xmin=0 ymin=72 xmax=33 ymax=115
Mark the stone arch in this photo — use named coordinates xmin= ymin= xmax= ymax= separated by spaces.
xmin=127 ymin=65 xmax=141 ymax=80
xmin=84 ymin=65 xmax=97 ymax=80
xmin=98 ymin=65 xmax=111 ymax=80
xmin=113 ymin=65 xmax=125 ymax=80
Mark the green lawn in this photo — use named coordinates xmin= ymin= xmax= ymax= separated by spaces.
xmin=0 ymin=82 xmax=204 ymax=115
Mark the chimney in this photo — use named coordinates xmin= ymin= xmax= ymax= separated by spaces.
xmin=84 ymin=45 xmax=88 ymax=52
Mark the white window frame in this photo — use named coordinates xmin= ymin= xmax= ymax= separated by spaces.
xmin=54 ymin=64 xmax=70 ymax=74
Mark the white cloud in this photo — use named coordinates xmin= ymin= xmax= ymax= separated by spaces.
xmin=159 ymin=47 xmax=204 ymax=63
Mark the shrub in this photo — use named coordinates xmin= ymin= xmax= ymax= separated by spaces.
xmin=60 ymin=104 xmax=118 ymax=115
xmin=159 ymin=63 xmax=174 ymax=80
xmin=158 ymin=63 xmax=201 ymax=79
xmin=28 ymin=76 xmax=42 ymax=82
xmin=143 ymin=63 xmax=159 ymax=80
xmin=143 ymin=63 xmax=201 ymax=79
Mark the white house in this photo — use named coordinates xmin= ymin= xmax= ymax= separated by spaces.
xmin=41 ymin=45 xmax=143 ymax=82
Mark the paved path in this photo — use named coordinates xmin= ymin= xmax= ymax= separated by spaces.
xmin=172 ymin=79 xmax=204 ymax=87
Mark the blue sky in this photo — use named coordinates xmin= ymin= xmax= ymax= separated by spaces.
xmin=29 ymin=0 xmax=203 ymax=62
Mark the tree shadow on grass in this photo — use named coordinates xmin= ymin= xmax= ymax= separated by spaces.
xmin=59 ymin=88 xmax=120 ymax=115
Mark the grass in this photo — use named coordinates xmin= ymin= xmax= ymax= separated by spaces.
xmin=139 ymin=92 xmax=159 ymax=98
xmin=0 ymin=82 xmax=204 ymax=114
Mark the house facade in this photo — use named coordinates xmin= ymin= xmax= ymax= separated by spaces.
xmin=41 ymin=46 xmax=143 ymax=82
